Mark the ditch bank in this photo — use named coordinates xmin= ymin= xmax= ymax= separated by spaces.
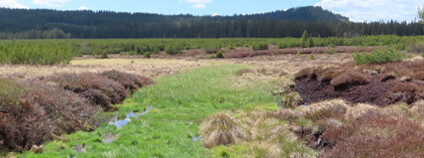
xmin=0 ymin=70 xmax=153 ymax=153
xmin=294 ymin=59 xmax=424 ymax=106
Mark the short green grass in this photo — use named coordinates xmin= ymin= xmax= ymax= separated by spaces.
xmin=21 ymin=64 xmax=277 ymax=158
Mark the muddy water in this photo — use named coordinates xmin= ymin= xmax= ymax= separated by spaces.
xmin=108 ymin=106 xmax=152 ymax=129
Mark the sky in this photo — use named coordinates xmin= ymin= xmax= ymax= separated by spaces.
xmin=1 ymin=0 xmax=423 ymax=22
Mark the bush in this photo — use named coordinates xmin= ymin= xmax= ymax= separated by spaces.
xmin=326 ymin=49 xmax=337 ymax=54
xmin=297 ymin=51 xmax=302 ymax=56
xmin=301 ymin=30 xmax=308 ymax=48
xmin=308 ymin=54 xmax=314 ymax=60
xmin=0 ymin=78 xmax=100 ymax=151
xmin=353 ymin=48 xmax=404 ymax=65
xmin=215 ymin=51 xmax=224 ymax=58
xmin=164 ymin=45 xmax=182 ymax=55
xmin=321 ymin=115 xmax=424 ymax=157
xmin=100 ymin=51 xmax=108 ymax=59
xmin=278 ymin=43 xmax=288 ymax=49
xmin=307 ymin=38 xmax=314 ymax=48
xmin=0 ymin=42 xmax=74 ymax=65
xmin=252 ymin=44 xmax=268 ymax=50
xmin=143 ymin=52 xmax=151 ymax=58
xmin=101 ymin=70 xmax=154 ymax=93
xmin=47 ymin=72 xmax=127 ymax=109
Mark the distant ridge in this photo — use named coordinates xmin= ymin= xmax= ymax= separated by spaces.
xmin=243 ymin=6 xmax=349 ymax=23
xmin=0 ymin=6 xmax=422 ymax=39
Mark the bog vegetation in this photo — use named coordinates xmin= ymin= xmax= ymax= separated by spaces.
xmin=0 ymin=35 xmax=423 ymax=65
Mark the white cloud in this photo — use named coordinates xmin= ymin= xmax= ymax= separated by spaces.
xmin=0 ymin=0 xmax=28 ymax=8
xmin=192 ymin=3 xmax=206 ymax=8
xmin=179 ymin=0 xmax=211 ymax=3
xmin=211 ymin=13 xmax=220 ymax=17
xmin=179 ymin=0 xmax=211 ymax=9
xmin=33 ymin=0 xmax=72 ymax=7
xmin=78 ymin=6 xmax=88 ymax=10
xmin=316 ymin=0 xmax=423 ymax=22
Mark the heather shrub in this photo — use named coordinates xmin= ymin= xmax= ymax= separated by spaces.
xmin=388 ymin=82 xmax=423 ymax=104
xmin=101 ymin=70 xmax=154 ymax=93
xmin=0 ymin=78 xmax=100 ymax=151
xmin=353 ymin=47 xmax=404 ymax=65
xmin=47 ymin=72 xmax=127 ymax=108
xmin=321 ymin=114 xmax=424 ymax=158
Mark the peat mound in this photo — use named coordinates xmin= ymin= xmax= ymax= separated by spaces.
xmin=0 ymin=71 xmax=153 ymax=152
xmin=294 ymin=59 xmax=424 ymax=106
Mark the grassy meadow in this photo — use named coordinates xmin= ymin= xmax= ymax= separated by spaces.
xmin=19 ymin=64 xmax=296 ymax=157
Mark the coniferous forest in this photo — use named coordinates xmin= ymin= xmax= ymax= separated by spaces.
xmin=0 ymin=6 xmax=423 ymax=39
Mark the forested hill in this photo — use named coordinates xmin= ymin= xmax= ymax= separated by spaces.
xmin=0 ymin=6 xmax=423 ymax=39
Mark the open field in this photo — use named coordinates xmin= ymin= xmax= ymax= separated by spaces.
xmin=1 ymin=37 xmax=424 ymax=158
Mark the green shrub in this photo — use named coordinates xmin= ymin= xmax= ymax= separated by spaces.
xmin=422 ymin=52 xmax=424 ymax=57
xmin=297 ymin=51 xmax=303 ymax=56
xmin=0 ymin=42 xmax=74 ymax=65
xmin=100 ymin=51 xmax=108 ymax=59
xmin=278 ymin=43 xmax=288 ymax=49
xmin=227 ymin=43 xmax=235 ymax=50
xmin=307 ymin=38 xmax=314 ymax=48
xmin=308 ymin=54 xmax=315 ymax=60
xmin=253 ymin=44 xmax=269 ymax=50
xmin=164 ymin=45 xmax=182 ymax=55
xmin=326 ymin=49 xmax=337 ymax=54
xmin=215 ymin=51 xmax=224 ymax=58
xmin=204 ymin=43 xmax=221 ymax=53
xmin=301 ymin=30 xmax=308 ymax=48
xmin=353 ymin=47 xmax=404 ymax=65
xmin=144 ymin=52 xmax=151 ymax=58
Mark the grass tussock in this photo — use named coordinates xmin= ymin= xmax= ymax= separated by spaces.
xmin=101 ymin=70 xmax=154 ymax=93
xmin=200 ymin=113 xmax=247 ymax=148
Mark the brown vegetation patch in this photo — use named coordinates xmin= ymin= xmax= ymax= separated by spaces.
xmin=0 ymin=78 xmax=100 ymax=151
xmin=295 ymin=60 xmax=424 ymax=106
xmin=223 ymin=46 xmax=373 ymax=58
xmin=320 ymin=112 xmax=424 ymax=157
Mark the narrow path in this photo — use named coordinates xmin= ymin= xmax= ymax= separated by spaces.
xmin=24 ymin=64 xmax=275 ymax=158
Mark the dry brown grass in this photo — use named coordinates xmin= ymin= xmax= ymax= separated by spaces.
xmin=200 ymin=112 xmax=247 ymax=148
xmin=0 ymin=59 xmax=210 ymax=80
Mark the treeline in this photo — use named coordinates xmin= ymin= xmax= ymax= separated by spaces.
xmin=0 ymin=6 xmax=423 ymax=39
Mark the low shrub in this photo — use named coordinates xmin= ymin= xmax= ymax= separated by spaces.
xmin=164 ymin=45 xmax=182 ymax=55
xmin=278 ymin=43 xmax=288 ymax=49
xmin=101 ymin=70 xmax=154 ymax=93
xmin=353 ymin=47 xmax=404 ymax=65
xmin=321 ymin=114 xmax=424 ymax=157
xmin=0 ymin=78 xmax=100 ymax=151
xmin=100 ymin=51 xmax=108 ymax=59
xmin=143 ymin=52 xmax=151 ymax=58
xmin=215 ymin=51 xmax=224 ymax=58
xmin=388 ymin=82 xmax=422 ymax=104
xmin=46 ymin=72 xmax=127 ymax=109
xmin=307 ymin=39 xmax=314 ymax=48
xmin=252 ymin=44 xmax=268 ymax=50
xmin=326 ymin=49 xmax=336 ymax=54
xmin=297 ymin=51 xmax=302 ymax=56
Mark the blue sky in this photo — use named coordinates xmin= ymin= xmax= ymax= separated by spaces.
xmin=1 ymin=0 xmax=423 ymax=22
